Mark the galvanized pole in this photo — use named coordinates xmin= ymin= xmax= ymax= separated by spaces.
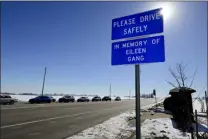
xmin=135 ymin=64 xmax=141 ymax=139
xmin=41 ymin=67 xmax=47 ymax=96
xmin=110 ymin=84 xmax=112 ymax=98
xmin=129 ymin=90 xmax=131 ymax=100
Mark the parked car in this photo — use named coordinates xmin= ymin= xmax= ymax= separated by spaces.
xmin=29 ymin=96 xmax=54 ymax=104
xmin=0 ymin=94 xmax=18 ymax=105
xmin=115 ymin=96 xmax=121 ymax=101
xmin=59 ymin=95 xmax=75 ymax=103
xmin=102 ymin=96 xmax=111 ymax=101
xmin=77 ymin=97 xmax=89 ymax=102
xmin=92 ymin=96 xmax=101 ymax=102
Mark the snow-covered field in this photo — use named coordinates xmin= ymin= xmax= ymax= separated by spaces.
xmin=10 ymin=95 xmax=135 ymax=102
xmin=193 ymin=99 xmax=207 ymax=113
xmin=193 ymin=99 xmax=202 ymax=112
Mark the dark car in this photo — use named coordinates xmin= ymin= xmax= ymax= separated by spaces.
xmin=92 ymin=96 xmax=101 ymax=102
xmin=29 ymin=96 xmax=53 ymax=104
xmin=77 ymin=97 xmax=89 ymax=102
xmin=102 ymin=96 xmax=111 ymax=101
xmin=115 ymin=96 xmax=121 ymax=101
xmin=59 ymin=95 xmax=75 ymax=103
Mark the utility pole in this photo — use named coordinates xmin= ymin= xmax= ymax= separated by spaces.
xmin=153 ymin=89 xmax=157 ymax=110
xmin=109 ymin=84 xmax=112 ymax=97
xmin=41 ymin=67 xmax=47 ymax=96
xmin=129 ymin=90 xmax=131 ymax=100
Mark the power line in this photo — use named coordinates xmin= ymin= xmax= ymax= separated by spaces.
xmin=192 ymin=85 xmax=206 ymax=103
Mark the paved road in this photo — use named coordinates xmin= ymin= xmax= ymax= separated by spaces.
xmin=1 ymin=99 xmax=158 ymax=139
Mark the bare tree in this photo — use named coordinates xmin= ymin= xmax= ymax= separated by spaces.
xmin=167 ymin=62 xmax=197 ymax=89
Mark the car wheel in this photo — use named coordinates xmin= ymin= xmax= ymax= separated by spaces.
xmin=10 ymin=100 xmax=14 ymax=105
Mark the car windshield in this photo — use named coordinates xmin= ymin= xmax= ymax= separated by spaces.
xmin=65 ymin=96 xmax=71 ymax=98
xmin=4 ymin=95 xmax=11 ymax=98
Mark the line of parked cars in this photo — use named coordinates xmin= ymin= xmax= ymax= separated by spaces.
xmin=0 ymin=94 xmax=122 ymax=105
xmin=28 ymin=95 xmax=121 ymax=104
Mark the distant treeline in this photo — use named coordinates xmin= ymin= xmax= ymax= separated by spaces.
xmin=19 ymin=93 xmax=38 ymax=95
xmin=124 ymin=96 xmax=135 ymax=98
xmin=1 ymin=92 xmax=99 ymax=97
xmin=1 ymin=92 xmax=16 ymax=95
xmin=141 ymin=93 xmax=154 ymax=98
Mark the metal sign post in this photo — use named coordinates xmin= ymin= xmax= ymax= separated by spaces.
xmin=205 ymin=91 xmax=208 ymax=128
xmin=135 ymin=64 xmax=141 ymax=139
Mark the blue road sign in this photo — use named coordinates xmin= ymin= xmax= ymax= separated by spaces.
xmin=112 ymin=8 xmax=163 ymax=40
xmin=111 ymin=35 xmax=165 ymax=65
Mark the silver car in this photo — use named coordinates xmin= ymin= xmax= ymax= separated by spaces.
xmin=0 ymin=94 xmax=18 ymax=105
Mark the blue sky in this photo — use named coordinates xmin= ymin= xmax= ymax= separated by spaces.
xmin=1 ymin=2 xmax=207 ymax=97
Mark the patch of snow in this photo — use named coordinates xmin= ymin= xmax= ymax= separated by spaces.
xmin=66 ymin=110 xmax=135 ymax=139
xmin=193 ymin=99 xmax=207 ymax=113
xmin=203 ymin=99 xmax=207 ymax=112
xmin=197 ymin=112 xmax=207 ymax=117
xmin=193 ymin=99 xmax=203 ymax=113
xmin=141 ymin=98 xmax=165 ymax=109
xmin=141 ymin=118 xmax=192 ymax=139
xmin=198 ymin=117 xmax=208 ymax=128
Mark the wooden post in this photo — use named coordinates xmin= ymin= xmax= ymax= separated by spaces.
xmin=195 ymin=110 xmax=198 ymax=139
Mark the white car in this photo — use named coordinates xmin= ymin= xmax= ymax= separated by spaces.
xmin=0 ymin=94 xmax=18 ymax=105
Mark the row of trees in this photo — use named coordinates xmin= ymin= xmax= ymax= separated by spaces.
xmin=141 ymin=93 xmax=154 ymax=98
